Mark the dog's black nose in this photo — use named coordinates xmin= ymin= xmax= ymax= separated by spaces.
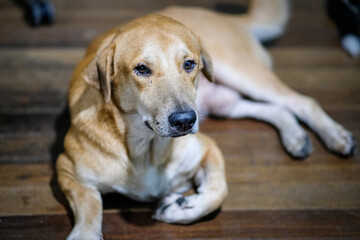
xmin=169 ymin=110 xmax=197 ymax=132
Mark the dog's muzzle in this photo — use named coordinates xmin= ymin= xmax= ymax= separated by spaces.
xmin=144 ymin=110 xmax=197 ymax=137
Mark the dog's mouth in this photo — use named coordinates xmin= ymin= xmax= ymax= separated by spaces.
xmin=144 ymin=119 xmax=198 ymax=138
xmin=144 ymin=121 xmax=153 ymax=131
xmin=169 ymin=132 xmax=192 ymax=138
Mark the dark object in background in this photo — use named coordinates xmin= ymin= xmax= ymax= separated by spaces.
xmin=13 ymin=0 xmax=55 ymax=27
xmin=327 ymin=0 xmax=360 ymax=57
xmin=214 ymin=2 xmax=248 ymax=15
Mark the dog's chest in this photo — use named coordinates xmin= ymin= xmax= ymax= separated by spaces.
xmin=123 ymin=161 xmax=197 ymax=202
xmin=113 ymin=128 xmax=201 ymax=201
xmin=123 ymin=165 xmax=170 ymax=201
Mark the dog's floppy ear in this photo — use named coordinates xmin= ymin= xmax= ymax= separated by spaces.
xmin=83 ymin=44 xmax=115 ymax=104
xmin=200 ymin=46 xmax=214 ymax=82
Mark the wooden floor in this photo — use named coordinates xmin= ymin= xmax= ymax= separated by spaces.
xmin=1 ymin=0 xmax=360 ymax=239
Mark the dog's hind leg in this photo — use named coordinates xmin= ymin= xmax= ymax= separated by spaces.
xmin=205 ymin=83 xmax=312 ymax=158
xmin=56 ymin=154 xmax=103 ymax=240
xmin=215 ymin=62 xmax=355 ymax=157
xmin=153 ymin=136 xmax=227 ymax=224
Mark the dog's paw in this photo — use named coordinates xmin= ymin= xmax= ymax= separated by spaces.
xmin=324 ymin=125 xmax=356 ymax=157
xmin=281 ymin=129 xmax=313 ymax=159
xmin=153 ymin=193 xmax=200 ymax=224
xmin=67 ymin=227 xmax=103 ymax=240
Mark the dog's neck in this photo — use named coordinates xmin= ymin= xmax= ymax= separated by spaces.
xmin=124 ymin=114 xmax=172 ymax=166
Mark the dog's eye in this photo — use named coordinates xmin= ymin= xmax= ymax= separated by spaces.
xmin=134 ymin=64 xmax=151 ymax=76
xmin=183 ymin=60 xmax=196 ymax=72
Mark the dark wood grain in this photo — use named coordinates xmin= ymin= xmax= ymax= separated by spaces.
xmin=1 ymin=210 xmax=360 ymax=240
xmin=0 ymin=0 xmax=339 ymax=47
xmin=1 ymin=147 xmax=359 ymax=216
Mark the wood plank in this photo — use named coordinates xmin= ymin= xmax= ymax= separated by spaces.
xmin=0 ymin=47 xmax=358 ymax=143
xmin=0 ymin=112 xmax=61 ymax=133
xmin=225 ymin=164 xmax=360 ymax=210
xmin=1 ymin=66 xmax=358 ymax=104
xmin=0 ymin=133 xmax=56 ymax=163
xmin=0 ymin=210 xmax=359 ymax=239
xmin=0 ymin=119 xmax=358 ymax=164
xmin=0 ymin=91 xmax=67 ymax=113
xmin=0 ymin=0 xmax=340 ymax=48
xmin=1 ymin=145 xmax=359 ymax=217
xmin=0 ymin=48 xmax=84 ymax=68
xmin=1 ymin=82 xmax=357 ymax=114
xmin=3 ymin=47 xmax=358 ymax=70
xmin=0 ymin=0 xmax=246 ymax=47
xmin=275 ymin=1 xmax=339 ymax=47
xmin=275 ymin=68 xmax=360 ymax=92
xmin=1 ymin=47 xmax=358 ymax=113
xmin=269 ymin=48 xmax=360 ymax=67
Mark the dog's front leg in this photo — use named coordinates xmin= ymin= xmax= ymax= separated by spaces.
xmin=153 ymin=140 xmax=228 ymax=224
xmin=57 ymin=154 xmax=103 ymax=240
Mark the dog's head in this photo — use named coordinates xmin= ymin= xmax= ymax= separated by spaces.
xmin=83 ymin=14 xmax=213 ymax=137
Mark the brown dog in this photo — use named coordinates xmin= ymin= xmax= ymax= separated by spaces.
xmin=57 ymin=0 xmax=355 ymax=239
xmin=57 ymin=14 xmax=227 ymax=240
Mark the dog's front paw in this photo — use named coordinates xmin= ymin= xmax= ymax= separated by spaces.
xmin=153 ymin=193 xmax=200 ymax=224
xmin=67 ymin=227 xmax=103 ymax=240
xmin=325 ymin=124 xmax=356 ymax=157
